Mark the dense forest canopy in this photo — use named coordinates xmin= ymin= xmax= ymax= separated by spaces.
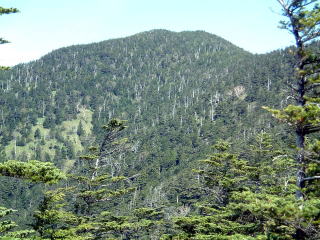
xmin=0 ymin=0 xmax=320 ymax=239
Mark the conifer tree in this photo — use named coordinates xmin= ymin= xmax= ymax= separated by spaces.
xmin=32 ymin=188 xmax=87 ymax=240
xmin=0 ymin=5 xmax=70 ymax=239
xmin=265 ymin=0 xmax=320 ymax=200
xmin=0 ymin=161 xmax=65 ymax=239
xmin=69 ymin=119 xmax=135 ymax=239
xmin=259 ymin=1 xmax=320 ymax=238
xmin=163 ymin=134 xmax=320 ymax=239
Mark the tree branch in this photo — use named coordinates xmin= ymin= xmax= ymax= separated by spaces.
xmin=306 ymin=83 xmax=320 ymax=91
xmin=304 ymin=125 xmax=320 ymax=134
xmin=302 ymin=176 xmax=320 ymax=182
xmin=306 ymin=157 xmax=320 ymax=164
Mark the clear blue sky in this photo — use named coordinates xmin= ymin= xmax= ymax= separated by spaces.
xmin=1 ymin=0 xmax=293 ymax=66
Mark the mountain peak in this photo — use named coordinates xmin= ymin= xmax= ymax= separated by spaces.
xmin=37 ymin=29 xmax=248 ymax=65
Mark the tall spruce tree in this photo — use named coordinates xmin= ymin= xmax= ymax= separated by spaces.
xmin=265 ymin=0 xmax=320 ymax=200
xmin=32 ymin=187 xmax=86 ymax=240
xmin=260 ymin=1 xmax=320 ymax=238
xmin=69 ymin=119 xmax=135 ymax=239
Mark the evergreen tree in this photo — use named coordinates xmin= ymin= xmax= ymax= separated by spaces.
xmin=32 ymin=188 xmax=86 ymax=240
xmin=260 ymin=1 xmax=320 ymax=238
xmin=69 ymin=119 xmax=135 ymax=239
xmin=30 ymin=119 xmax=165 ymax=239
xmin=163 ymin=136 xmax=302 ymax=239
xmin=0 ymin=5 xmax=59 ymax=238
xmin=0 ymin=160 xmax=65 ymax=238
xmin=265 ymin=0 xmax=320 ymax=200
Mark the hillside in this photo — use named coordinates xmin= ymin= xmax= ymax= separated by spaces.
xmin=0 ymin=30 xmax=294 ymax=224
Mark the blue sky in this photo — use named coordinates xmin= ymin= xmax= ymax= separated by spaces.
xmin=1 ymin=0 xmax=293 ymax=66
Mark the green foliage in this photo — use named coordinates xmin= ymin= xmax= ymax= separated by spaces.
xmin=54 ymin=120 xmax=135 ymax=238
xmin=197 ymin=140 xmax=252 ymax=191
xmin=0 ymin=160 xmax=65 ymax=238
xmin=0 ymin=7 xmax=19 ymax=16
xmin=278 ymin=0 xmax=320 ymax=45
xmin=0 ymin=160 xmax=66 ymax=184
xmin=0 ymin=207 xmax=17 ymax=234
xmin=89 ymin=208 xmax=164 ymax=239
xmin=2 ymin=21 xmax=320 ymax=239
xmin=32 ymin=188 xmax=86 ymax=240
xmin=166 ymin=134 xmax=320 ymax=239
xmin=266 ymin=1 xmax=320 ymax=215
xmin=0 ymin=29 xmax=293 ymax=224
xmin=263 ymin=104 xmax=320 ymax=132
xmin=1 ymin=229 xmax=35 ymax=240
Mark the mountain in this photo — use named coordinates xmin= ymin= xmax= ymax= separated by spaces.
xmin=0 ymin=30 xmax=294 ymax=224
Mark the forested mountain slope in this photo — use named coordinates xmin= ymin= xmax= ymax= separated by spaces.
xmin=0 ymin=30 xmax=294 ymax=222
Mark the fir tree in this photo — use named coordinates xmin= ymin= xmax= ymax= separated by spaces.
xmin=32 ymin=188 xmax=87 ymax=240
xmin=264 ymin=0 xmax=320 ymax=200
xmin=0 ymin=160 xmax=65 ymax=238
xmin=260 ymin=1 xmax=320 ymax=238
xmin=69 ymin=119 xmax=135 ymax=239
